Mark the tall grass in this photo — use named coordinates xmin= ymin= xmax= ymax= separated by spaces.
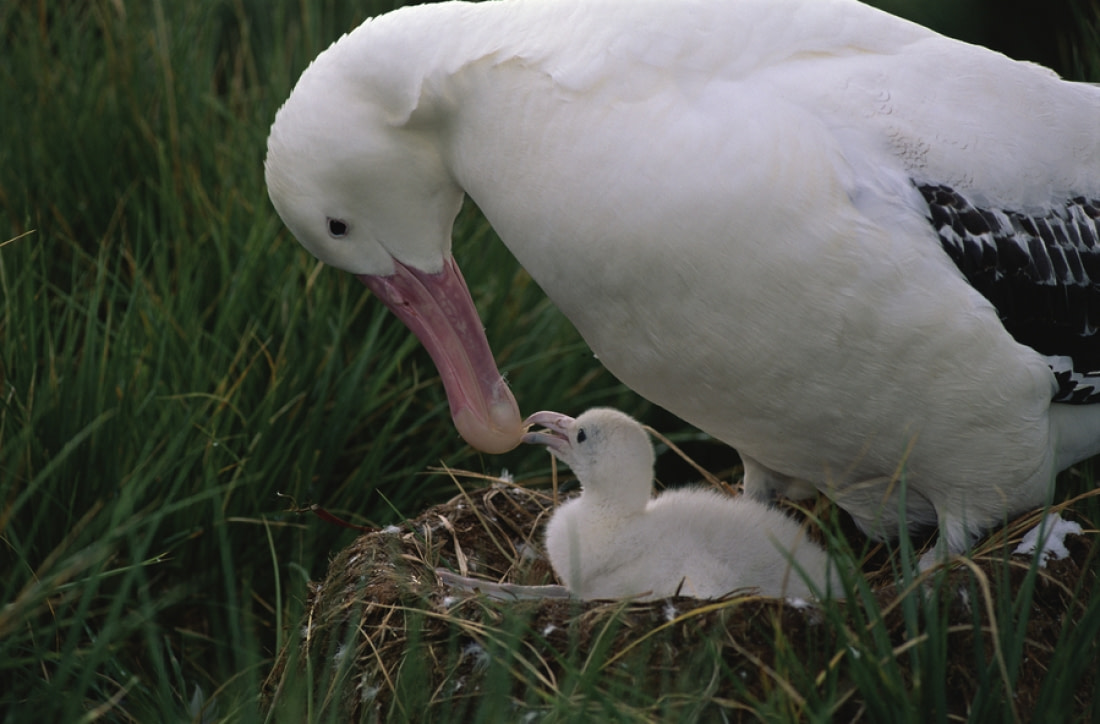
xmin=1 ymin=0 xmax=1097 ymax=721
xmin=0 ymin=1 xmax=634 ymax=719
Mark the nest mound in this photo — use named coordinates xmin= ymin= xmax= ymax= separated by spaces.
xmin=263 ymin=478 xmax=1099 ymax=722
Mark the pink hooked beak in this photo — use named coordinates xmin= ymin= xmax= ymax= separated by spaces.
xmin=358 ymin=257 xmax=523 ymax=454
xmin=521 ymin=411 xmax=575 ymax=455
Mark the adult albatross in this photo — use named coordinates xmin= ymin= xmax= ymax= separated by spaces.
xmin=264 ymin=0 xmax=1100 ymax=562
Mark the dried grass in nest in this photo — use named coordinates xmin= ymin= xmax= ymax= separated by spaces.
xmin=262 ymin=469 xmax=1100 ymax=722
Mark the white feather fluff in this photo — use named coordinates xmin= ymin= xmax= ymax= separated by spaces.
xmin=534 ymin=409 xmax=843 ymax=600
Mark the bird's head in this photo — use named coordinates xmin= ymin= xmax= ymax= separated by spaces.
xmin=524 ymin=408 xmax=656 ymax=511
xmin=265 ymin=60 xmax=461 ymax=277
xmin=264 ymin=22 xmax=523 ymax=454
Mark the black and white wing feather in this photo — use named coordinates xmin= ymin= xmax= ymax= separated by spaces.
xmin=920 ymin=185 xmax=1100 ymax=402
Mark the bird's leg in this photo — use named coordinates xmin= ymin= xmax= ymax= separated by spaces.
xmin=742 ymin=454 xmax=818 ymax=502
xmin=917 ymin=512 xmax=976 ymax=571
xmin=917 ymin=539 xmax=948 ymax=572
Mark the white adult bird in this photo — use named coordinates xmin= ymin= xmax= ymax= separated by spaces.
xmin=265 ymin=0 xmax=1100 ymax=563
xmin=526 ymin=408 xmax=843 ymax=600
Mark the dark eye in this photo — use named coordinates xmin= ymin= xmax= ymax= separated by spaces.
xmin=576 ymin=428 xmax=587 ymax=443
xmin=327 ymin=218 xmax=349 ymax=237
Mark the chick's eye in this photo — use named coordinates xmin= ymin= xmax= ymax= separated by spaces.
xmin=327 ymin=218 xmax=349 ymax=238
xmin=575 ymin=428 xmax=587 ymax=443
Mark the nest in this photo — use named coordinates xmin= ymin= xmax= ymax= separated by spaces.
xmin=262 ymin=473 xmax=1099 ymax=722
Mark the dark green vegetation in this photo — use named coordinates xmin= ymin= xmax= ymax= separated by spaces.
xmin=2 ymin=0 xmax=1097 ymax=721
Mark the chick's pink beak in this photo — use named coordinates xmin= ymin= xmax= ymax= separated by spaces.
xmin=358 ymin=257 xmax=523 ymax=454
xmin=521 ymin=411 xmax=575 ymax=455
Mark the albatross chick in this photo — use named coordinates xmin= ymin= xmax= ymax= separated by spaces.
xmin=527 ymin=408 xmax=844 ymax=600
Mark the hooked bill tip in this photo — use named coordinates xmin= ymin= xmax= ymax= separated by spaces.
xmin=453 ymin=403 xmax=524 ymax=454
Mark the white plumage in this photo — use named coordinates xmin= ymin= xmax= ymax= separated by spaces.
xmin=265 ymin=0 xmax=1100 ymax=564
xmin=527 ymin=408 xmax=843 ymax=600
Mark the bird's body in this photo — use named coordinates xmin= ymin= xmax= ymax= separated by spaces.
xmin=265 ymin=0 xmax=1100 ymax=561
xmin=528 ymin=409 xmax=842 ymax=600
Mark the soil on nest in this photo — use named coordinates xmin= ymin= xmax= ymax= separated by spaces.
xmin=262 ymin=478 xmax=1099 ymax=722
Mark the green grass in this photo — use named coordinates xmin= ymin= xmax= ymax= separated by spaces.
xmin=1 ymin=0 xmax=1098 ymax=721
xmin=0 ymin=1 xmax=637 ymax=719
